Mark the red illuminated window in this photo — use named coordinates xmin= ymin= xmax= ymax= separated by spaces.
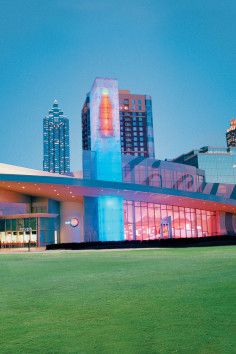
xmin=99 ymin=90 xmax=114 ymax=137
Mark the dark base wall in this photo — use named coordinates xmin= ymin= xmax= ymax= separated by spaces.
xmin=46 ymin=235 xmax=236 ymax=250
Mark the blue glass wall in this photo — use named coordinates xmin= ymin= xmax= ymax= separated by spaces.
xmin=198 ymin=150 xmax=236 ymax=184
xmin=98 ymin=196 xmax=124 ymax=241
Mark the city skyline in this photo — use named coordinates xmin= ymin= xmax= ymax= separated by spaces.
xmin=0 ymin=1 xmax=235 ymax=171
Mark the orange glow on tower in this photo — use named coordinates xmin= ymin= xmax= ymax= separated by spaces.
xmin=99 ymin=90 xmax=114 ymax=136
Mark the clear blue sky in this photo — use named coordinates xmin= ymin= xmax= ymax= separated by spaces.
xmin=0 ymin=0 xmax=235 ymax=171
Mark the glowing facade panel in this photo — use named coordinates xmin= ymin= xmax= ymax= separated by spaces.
xmin=98 ymin=196 xmax=124 ymax=241
xmin=90 ymin=78 xmax=122 ymax=182
xmin=99 ymin=90 xmax=114 ymax=137
xmin=85 ymin=78 xmax=124 ymax=241
xmin=124 ymin=201 xmax=218 ymax=240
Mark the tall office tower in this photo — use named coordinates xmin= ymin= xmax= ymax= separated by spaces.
xmin=226 ymin=119 xmax=236 ymax=147
xmin=119 ymin=90 xmax=155 ymax=157
xmin=43 ymin=100 xmax=70 ymax=174
xmin=82 ymin=87 xmax=155 ymax=158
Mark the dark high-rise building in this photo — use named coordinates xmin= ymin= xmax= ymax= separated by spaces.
xmin=226 ymin=119 xmax=236 ymax=147
xmin=119 ymin=90 xmax=155 ymax=157
xmin=43 ymin=100 xmax=70 ymax=174
xmin=82 ymin=84 xmax=155 ymax=158
xmin=82 ymin=95 xmax=91 ymax=151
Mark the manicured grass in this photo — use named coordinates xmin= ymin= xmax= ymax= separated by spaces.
xmin=0 ymin=247 xmax=235 ymax=354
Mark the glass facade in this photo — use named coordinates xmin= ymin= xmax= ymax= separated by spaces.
xmin=0 ymin=217 xmax=37 ymax=247
xmin=198 ymin=151 xmax=236 ymax=184
xmin=82 ymin=89 xmax=155 ymax=158
xmin=173 ymin=146 xmax=236 ymax=184
xmin=0 ymin=216 xmax=57 ymax=247
xmin=124 ymin=201 xmax=217 ymax=240
xmin=83 ymin=78 xmax=124 ymax=242
xmin=122 ymin=155 xmax=205 ymax=192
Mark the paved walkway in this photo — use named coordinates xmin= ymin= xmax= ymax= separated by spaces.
xmin=0 ymin=247 xmax=162 ymax=254
xmin=0 ymin=247 xmax=46 ymax=254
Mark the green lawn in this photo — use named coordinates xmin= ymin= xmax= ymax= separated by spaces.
xmin=0 ymin=247 xmax=235 ymax=354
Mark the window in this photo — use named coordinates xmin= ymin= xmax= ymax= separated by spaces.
xmin=138 ymin=99 xmax=142 ymax=104
xmin=124 ymin=99 xmax=129 ymax=104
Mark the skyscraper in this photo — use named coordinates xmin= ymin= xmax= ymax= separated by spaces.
xmin=43 ymin=100 xmax=70 ymax=174
xmin=82 ymin=85 xmax=155 ymax=158
xmin=119 ymin=90 xmax=155 ymax=157
xmin=226 ymin=119 xmax=236 ymax=147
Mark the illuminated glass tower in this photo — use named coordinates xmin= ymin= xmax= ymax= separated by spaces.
xmin=43 ymin=100 xmax=70 ymax=174
xmin=82 ymin=78 xmax=124 ymax=242
xmin=82 ymin=89 xmax=155 ymax=158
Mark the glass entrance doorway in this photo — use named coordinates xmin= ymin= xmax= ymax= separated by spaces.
xmin=0 ymin=217 xmax=37 ymax=248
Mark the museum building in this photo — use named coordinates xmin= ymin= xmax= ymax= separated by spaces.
xmin=1 ymin=78 xmax=236 ymax=247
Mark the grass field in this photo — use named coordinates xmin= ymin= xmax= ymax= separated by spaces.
xmin=0 ymin=247 xmax=235 ymax=354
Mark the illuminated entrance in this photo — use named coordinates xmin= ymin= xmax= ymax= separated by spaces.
xmin=0 ymin=217 xmax=37 ymax=248
xmin=0 ymin=215 xmax=58 ymax=248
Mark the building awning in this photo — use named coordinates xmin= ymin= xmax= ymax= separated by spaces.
xmin=1 ymin=173 xmax=236 ymax=214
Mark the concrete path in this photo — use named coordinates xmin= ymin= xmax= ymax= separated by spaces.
xmin=0 ymin=247 xmax=46 ymax=254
